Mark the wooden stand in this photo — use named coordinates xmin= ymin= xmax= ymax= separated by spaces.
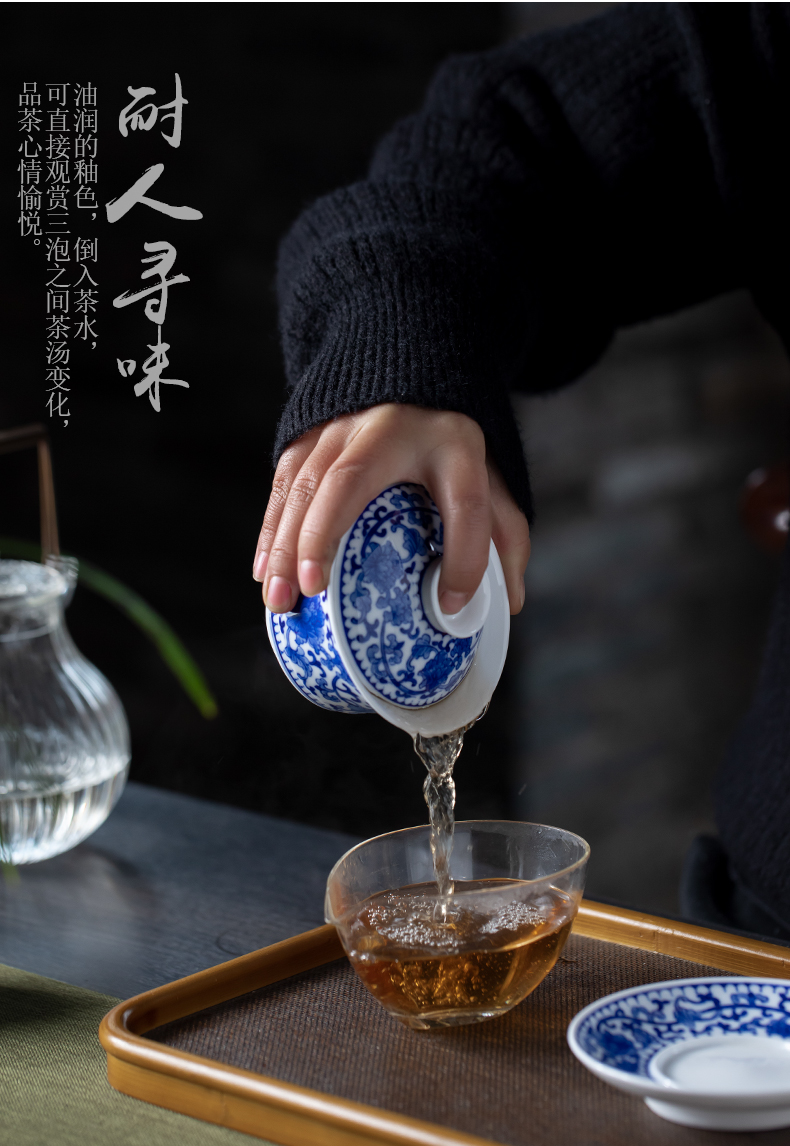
xmin=0 ymin=423 xmax=60 ymax=560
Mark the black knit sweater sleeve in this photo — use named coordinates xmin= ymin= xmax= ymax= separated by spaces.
xmin=274 ymin=3 xmax=790 ymax=517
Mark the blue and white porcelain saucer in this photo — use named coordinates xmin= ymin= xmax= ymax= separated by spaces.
xmin=567 ymin=977 xmax=790 ymax=1131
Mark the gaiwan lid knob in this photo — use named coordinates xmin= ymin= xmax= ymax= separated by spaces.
xmin=421 ymin=557 xmax=492 ymax=638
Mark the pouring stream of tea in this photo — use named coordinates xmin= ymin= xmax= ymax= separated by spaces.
xmin=413 ymin=711 xmax=485 ymax=920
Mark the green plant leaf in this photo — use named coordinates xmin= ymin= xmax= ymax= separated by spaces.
xmin=0 ymin=536 xmax=218 ymax=719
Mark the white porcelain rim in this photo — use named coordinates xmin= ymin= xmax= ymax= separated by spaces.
xmin=644 ymin=1096 xmax=790 ymax=1131
xmin=567 ymin=975 xmax=790 ymax=1108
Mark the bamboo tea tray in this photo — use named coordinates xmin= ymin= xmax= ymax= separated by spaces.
xmin=100 ymin=902 xmax=790 ymax=1146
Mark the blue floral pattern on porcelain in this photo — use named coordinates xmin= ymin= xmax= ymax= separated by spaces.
xmin=576 ymin=980 xmax=790 ymax=1076
xmin=265 ymin=484 xmax=484 ymax=714
xmin=267 ymin=592 xmax=372 ymax=714
xmin=338 ymin=484 xmax=481 ymax=708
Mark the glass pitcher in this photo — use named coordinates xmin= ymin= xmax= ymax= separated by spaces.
xmin=0 ymin=558 xmax=130 ymax=864
xmin=0 ymin=423 xmax=130 ymax=864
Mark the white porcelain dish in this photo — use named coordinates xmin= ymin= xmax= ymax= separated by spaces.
xmin=567 ymin=977 xmax=790 ymax=1131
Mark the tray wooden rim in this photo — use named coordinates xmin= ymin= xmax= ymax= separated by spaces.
xmin=100 ymin=901 xmax=790 ymax=1146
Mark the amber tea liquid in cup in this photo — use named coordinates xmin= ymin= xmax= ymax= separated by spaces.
xmin=325 ymin=821 xmax=589 ymax=1029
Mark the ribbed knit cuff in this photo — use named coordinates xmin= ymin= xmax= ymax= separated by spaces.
xmin=275 ymin=181 xmax=534 ymax=517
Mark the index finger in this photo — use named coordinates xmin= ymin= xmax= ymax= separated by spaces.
xmin=295 ymin=431 xmax=403 ymax=593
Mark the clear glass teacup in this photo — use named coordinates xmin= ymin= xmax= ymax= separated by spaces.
xmin=325 ymin=820 xmax=589 ymax=1029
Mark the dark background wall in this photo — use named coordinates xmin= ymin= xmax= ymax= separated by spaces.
xmin=2 ymin=3 xmax=788 ymax=914
xmin=501 ymin=7 xmax=789 ymax=914
xmin=512 ymin=291 xmax=789 ymax=913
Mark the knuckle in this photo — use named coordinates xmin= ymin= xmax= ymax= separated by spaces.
xmin=288 ymin=472 xmax=321 ymax=510
xmin=257 ymin=524 xmax=275 ymax=551
xmin=299 ymin=524 xmax=334 ymax=562
xmin=298 ymin=524 xmax=322 ymax=551
xmin=327 ymin=457 xmax=368 ymax=485
xmin=267 ymin=541 xmax=295 ymax=568
xmin=268 ymin=474 xmax=292 ymax=511
xmin=445 ymin=410 xmax=485 ymax=444
xmin=448 ymin=491 xmax=490 ymax=522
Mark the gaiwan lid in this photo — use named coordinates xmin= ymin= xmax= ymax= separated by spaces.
xmin=326 ymin=484 xmax=510 ymax=737
xmin=334 ymin=485 xmax=481 ymax=708
xmin=266 ymin=484 xmax=510 ymax=737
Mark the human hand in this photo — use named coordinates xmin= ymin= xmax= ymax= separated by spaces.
xmin=253 ymin=404 xmax=530 ymax=616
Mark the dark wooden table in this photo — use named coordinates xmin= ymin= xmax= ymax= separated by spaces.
xmin=0 ymin=781 xmax=358 ymax=998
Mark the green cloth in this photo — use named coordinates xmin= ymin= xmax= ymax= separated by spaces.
xmin=0 ymin=963 xmax=271 ymax=1145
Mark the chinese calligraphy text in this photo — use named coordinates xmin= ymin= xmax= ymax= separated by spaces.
xmin=111 ymin=73 xmax=201 ymax=412
xmin=18 ymin=81 xmax=100 ymax=426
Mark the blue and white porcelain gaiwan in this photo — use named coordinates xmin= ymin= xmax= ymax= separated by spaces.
xmin=266 ymin=483 xmax=509 ymax=736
